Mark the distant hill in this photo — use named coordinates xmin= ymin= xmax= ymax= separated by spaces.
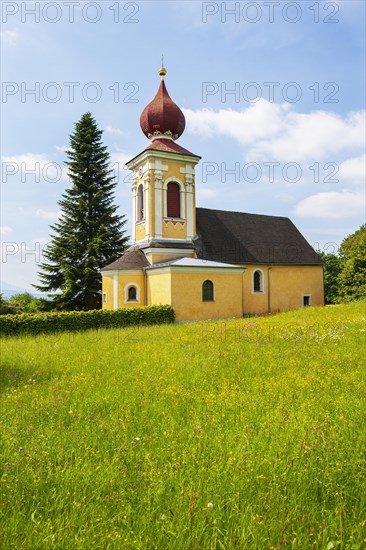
xmin=0 ymin=282 xmax=45 ymax=300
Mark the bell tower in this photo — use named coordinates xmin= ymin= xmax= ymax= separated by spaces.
xmin=126 ymin=67 xmax=201 ymax=261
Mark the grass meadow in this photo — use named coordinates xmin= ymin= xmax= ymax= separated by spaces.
xmin=1 ymin=303 xmax=365 ymax=549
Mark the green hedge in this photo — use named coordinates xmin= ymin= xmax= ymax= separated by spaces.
xmin=0 ymin=305 xmax=175 ymax=337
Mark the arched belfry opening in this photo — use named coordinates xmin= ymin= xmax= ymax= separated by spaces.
xmin=167 ymin=181 xmax=181 ymax=218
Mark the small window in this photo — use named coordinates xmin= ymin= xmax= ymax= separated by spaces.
xmin=303 ymin=295 xmax=311 ymax=307
xmin=124 ymin=284 xmax=140 ymax=304
xmin=253 ymin=270 xmax=263 ymax=293
xmin=167 ymin=181 xmax=181 ymax=218
xmin=102 ymin=292 xmax=107 ymax=303
xmin=137 ymin=184 xmax=144 ymax=221
xmin=128 ymin=286 xmax=137 ymax=301
xmin=202 ymin=280 xmax=214 ymax=302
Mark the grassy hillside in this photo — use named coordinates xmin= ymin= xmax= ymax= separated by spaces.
xmin=1 ymin=303 xmax=365 ymax=549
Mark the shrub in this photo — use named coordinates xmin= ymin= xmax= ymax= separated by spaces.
xmin=0 ymin=305 xmax=175 ymax=337
xmin=0 ymin=294 xmax=20 ymax=315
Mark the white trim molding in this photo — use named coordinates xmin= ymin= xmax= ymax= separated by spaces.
xmin=113 ymin=275 xmax=118 ymax=310
xmin=102 ymin=269 xmax=144 ymax=277
xmin=126 ymin=149 xmax=201 ymax=171
xmin=252 ymin=269 xmax=265 ymax=294
xmin=154 ymin=169 xmax=163 ymax=239
xmin=163 ymin=177 xmax=186 ymax=219
xmin=124 ymin=283 xmax=141 ymax=304
xmin=148 ymin=266 xmax=246 ymax=275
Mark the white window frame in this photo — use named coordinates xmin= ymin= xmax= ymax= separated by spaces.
xmin=137 ymin=184 xmax=144 ymax=222
xmin=163 ymin=178 xmax=185 ymax=219
xmin=252 ymin=269 xmax=264 ymax=293
xmin=124 ymin=283 xmax=141 ymax=304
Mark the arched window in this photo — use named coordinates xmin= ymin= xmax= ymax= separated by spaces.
xmin=202 ymin=280 xmax=214 ymax=302
xmin=128 ymin=286 xmax=137 ymax=301
xmin=167 ymin=181 xmax=181 ymax=218
xmin=124 ymin=284 xmax=140 ymax=304
xmin=253 ymin=270 xmax=264 ymax=293
xmin=137 ymin=184 xmax=144 ymax=221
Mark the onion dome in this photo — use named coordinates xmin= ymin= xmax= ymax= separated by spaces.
xmin=140 ymin=67 xmax=185 ymax=141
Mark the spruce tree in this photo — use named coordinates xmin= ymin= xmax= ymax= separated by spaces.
xmin=34 ymin=112 xmax=128 ymax=310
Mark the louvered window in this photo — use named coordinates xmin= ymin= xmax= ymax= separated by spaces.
xmin=167 ymin=182 xmax=180 ymax=218
xmin=137 ymin=185 xmax=144 ymax=221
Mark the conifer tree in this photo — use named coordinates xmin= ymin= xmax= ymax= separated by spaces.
xmin=34 ymin=112 xmax=128 ymax=310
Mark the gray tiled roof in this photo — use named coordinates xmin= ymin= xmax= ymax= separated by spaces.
xmin=195 ymin=208 xmax=323 ymax=265
xmin=101 ymin=246 xmax=150 ymax=270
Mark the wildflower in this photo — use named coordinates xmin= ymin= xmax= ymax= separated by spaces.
xmin=207 ymin=502 xmax=213 ymax=508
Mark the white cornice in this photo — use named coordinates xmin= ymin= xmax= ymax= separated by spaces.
xmin=147 ymin=266 xmax=246 ymax=275
xmin=144 ymin=247 xmax=195 ymax=256
xmin=102 ymin=269 xmax=145 ymax=276
xmin=126 ymin=149 xmax=201 ymax=169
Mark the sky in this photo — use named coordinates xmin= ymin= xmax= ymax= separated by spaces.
xmin=1 ymin=0 xmax=365 ymax=291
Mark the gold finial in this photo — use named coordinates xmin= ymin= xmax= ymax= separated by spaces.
xmin=159 ymin=55 xmax=166 ymax=79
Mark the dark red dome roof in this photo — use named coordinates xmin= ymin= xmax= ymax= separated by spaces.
xmin=140 ymin=70 xmax=185 ymax=141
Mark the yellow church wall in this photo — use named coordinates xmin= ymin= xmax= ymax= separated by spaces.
xmin=102 ymin=272 xmax=146 ymax=310
xmin=269 ymin=265 xmax=324 ymax=312
xmin=102 ymin=275 xmax=114 ymax=310
xmin=243 ymin=264 xmax=324 ymax=314
xmin=117 ymin=272 xmax=146 ymax=308
xmin=135 ymin=222 xmax=146 ymax=242
xmin=165 ymin=162 xmax=186 ymax=181
xmin=170 ymin=271 xmax=244 ymax=321
xmin=162 ymin=220 xmax=187 ymax=239
xmin=147 ymin=272 xmax=172 ymax=306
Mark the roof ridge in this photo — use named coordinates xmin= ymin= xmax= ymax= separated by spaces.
xmin=196 ymin=206 xmax=289 ymax=220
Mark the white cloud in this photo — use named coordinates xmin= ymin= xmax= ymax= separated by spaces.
xmin=105 ymin=126 xmax=124 ymax=136
xmin=183 ymin=102 xmax=366 ymax=163
xmin=295 ymin=189 xmax=365 ymax=219
xmin=1 ymin=30 xmax=19 ymax=47
xmin=338 ymin=154 xmax=366 ymax=186
xmin=55 ymin=145 xmax=68 ymax=153
xmin=184 ymin=101 xmax=289 ymax=144
xmin=0 ymin=226 xmax=13 ymax=236
xmin=295 ymin=152 xmax=365 ymax=219
xmin=36 ymin=209 xmax=61 ymax=221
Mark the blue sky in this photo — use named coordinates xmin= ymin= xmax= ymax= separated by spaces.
xmin=1 ymin=0 xmax=365 ymax=290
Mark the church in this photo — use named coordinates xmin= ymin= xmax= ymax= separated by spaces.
xmin=101 ymin=67 xmax=324 ymax=321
